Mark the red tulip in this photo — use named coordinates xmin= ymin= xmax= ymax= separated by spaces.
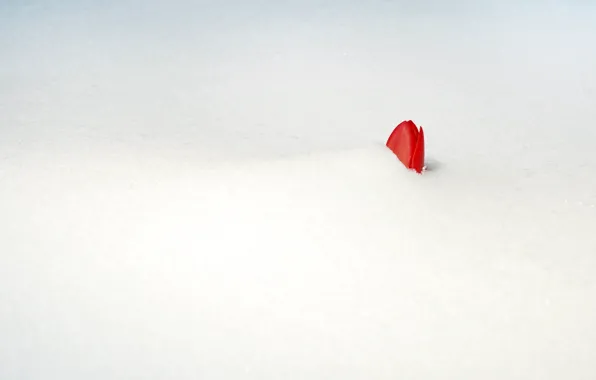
xmin=386 ymin=120 xmax=425 ymax=173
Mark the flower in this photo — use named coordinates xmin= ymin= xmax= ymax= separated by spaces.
xmin=386 ymin=120 xmax=425 ymax=173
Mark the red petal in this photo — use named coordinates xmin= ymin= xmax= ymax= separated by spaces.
xmin=386 ymin=120 xmax=419 ymax=170
xmin=409 ymin=126 xmax=425 ymax=173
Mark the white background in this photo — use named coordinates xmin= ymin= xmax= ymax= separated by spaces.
xmin=1 ymin=1 xmax=596 ymax=379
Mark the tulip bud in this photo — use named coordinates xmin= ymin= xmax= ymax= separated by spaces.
xmin=386 ymin=120 xmax=425 ymax=173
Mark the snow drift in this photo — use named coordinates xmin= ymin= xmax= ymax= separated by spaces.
xmin=1 ymin=142 xmax=595 ymax=379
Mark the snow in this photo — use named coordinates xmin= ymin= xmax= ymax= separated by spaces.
xmin=1 ymin=1 xmax=596 ymax=379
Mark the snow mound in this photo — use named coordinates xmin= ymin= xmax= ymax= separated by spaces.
xmin=1 ymin=145 xmax=595 ymax=379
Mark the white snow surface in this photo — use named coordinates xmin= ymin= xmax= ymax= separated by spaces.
xmin=2 ymin=1 xmax=596 ymax=379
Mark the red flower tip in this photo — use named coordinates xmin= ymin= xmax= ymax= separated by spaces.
xmin=386 ymin=120 xmax=425 ymax=173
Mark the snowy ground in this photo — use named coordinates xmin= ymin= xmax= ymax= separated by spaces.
xmin=2 ymin=1 xmax=596 ymax=379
